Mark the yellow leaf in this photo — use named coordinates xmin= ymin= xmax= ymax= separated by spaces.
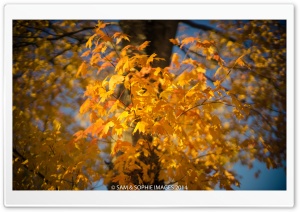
xmin=208 ymin=46 xmax=215 ymax=55
xmin=133 ymin=121 xmax=147 ymax=134
xmin=226 ymin=41 xmax=234 ymax=47
xmin=108 ymin=100 xmax=120 ymax=114
xmin=86 ymin=34 xmax=96 ymax=48
xmin=143 ymin=148 xmax=150 ymax=157
xmin=21 ymin=159 xmax=28 ymax=165
xmin=177 ymin=72 xmax=192 ymax=87
xmin=96 ymin=20 xmax=108 ymax=29
xmin=196 ymin=66 xmax=206 ymax=73
xmin=118 ymin=111 xmax=129 ymax=121
xmin=53 ymin=119 xmax=61 ymax=131
xmin=154 ymin=67 xmax=161 ymax=76
xmin=103 ymin=121 xmax=114 ymax=135
xmin=213 ymin=80 xmax=221 ymax=87
xmin=109 ymin=75 xmax=124 ymax=91
xmin=146 ymin=53 xmax=157 ymax=66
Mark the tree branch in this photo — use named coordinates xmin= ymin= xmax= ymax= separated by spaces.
xmin=181 ymin=20 xmax=236 ymax=42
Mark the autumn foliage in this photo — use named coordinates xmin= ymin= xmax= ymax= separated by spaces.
xmin=13 ymin=20 xmax=286 ymax=190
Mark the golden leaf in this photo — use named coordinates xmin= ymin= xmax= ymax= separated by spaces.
xmin=76 ymin=62 xmax=88 ymax=78
xmin=81 ymin=50 xmax=91 ymax=57
xmin=109 ymin=75 xmax=124 ymax=91
xmin=79 ymin=98 xmax=91 ymax=114
xmin=102 ymin=121 xmax=114 ymax=135
xmin=133 ymin=121 xmax=147 ymax=134
xmin=86 ymin=34 xmax=96 ymax=48
xmin=138 ymin=41 xmax=150 ymax=51
xmin=180 ymin=37 xmax=198 ymax=48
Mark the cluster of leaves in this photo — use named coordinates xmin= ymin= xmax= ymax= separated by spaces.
xmin=13 ymin=20 xmax=286 ymax=190
xmin=74 ymin=20 xmax=286 ymax=190
xmin=13 ymin=21 xmax=103 ymax=190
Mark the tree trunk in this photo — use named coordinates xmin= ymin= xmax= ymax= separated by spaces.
xmin=107 ymin=20 xmax=179 ymax=190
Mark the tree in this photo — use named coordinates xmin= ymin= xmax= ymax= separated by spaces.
xmin=13 ymin=20 xmax=286 ymax=190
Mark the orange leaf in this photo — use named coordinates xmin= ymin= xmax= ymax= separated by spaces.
xmin=113 ymin=32 xmax=130 ymax=44
xmin=79 ymin=98 xmax=91 ymax=114
xmin=180 ymin=37 xmax=198 ymax=48
xmin=171 ymin=53 xmax=180 ymax=68
xmin=169 ymin=38 xmax=179 ymax=45
xmin=81 ymin=50 xmax=91 ymax=57
xmin=111 ymin=140 xmax=132 ymax=156
xmin=76 ymin=62 xmax=88 ymax=78
xmin=138 ymin=41 xmax=150 ymax=51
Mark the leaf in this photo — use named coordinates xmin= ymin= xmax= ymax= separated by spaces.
xmin=86 ymin=34 xmax=96 ymax=48
xmin=89 ymin=111 xmax=98 ymax=123
xmin=79 ymin=99 xmax=91 ymax=114
xmin=196 ymin=66 xmax=206 ymax=73
xmin=171 ymin=53 xmax=180 ymax=68
xmin=169 ymin=38 xmax=179 ymax=45
xmin=108 ymin=100 xmax=120 ymax=114
xmin=236 ymin=58 xmax=245 ymax=67
xmin=21 ymin=159 xmax=28 ymax=165
xmin=161 ymin=120 xmax=173 ymax=135
xmin=111 ymin=140 xmax=132 ymax=156
xmin=213 ymin=80 xmax=222 ymax=89
xmin=102 ymin=121 xmax=114 ymax=135
xmin=109 ymin=75 xmax=125 ymax=91
xmin=138 ymin=41 xmax=150 ymax=51
xmin=73 ymin=130 xmax=86 ymax=141
xmin=133 ymin=121 xmax=147 ymax=134
xmin=177 ymin=72 xmax=192 ymax=87
xmin=81 ymin=50 xmax=91 ymax=57
xmin=113 ymin=32 xmax=130 ymax=44
xmin=76 ymin=62 xmax=88 ymax=78
xmin=146 ymin=53 xmax=157 ymax=66
xmin=153 ymin=122 xmax=165 ymax=135
xmin=96 ymin=29 xmax=112 ymax=42
xmin=180 ymin=37 xmax=198 ymax=48
xmin=211 ymin=116 xmax=221 ymax=126
xmin=96 ymin=20 xmax=108 ymax=29
xmin=118 ymin=111 xmax=129 ymax=121
xmin=53 ymin=119 xmax=61 ymax=131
